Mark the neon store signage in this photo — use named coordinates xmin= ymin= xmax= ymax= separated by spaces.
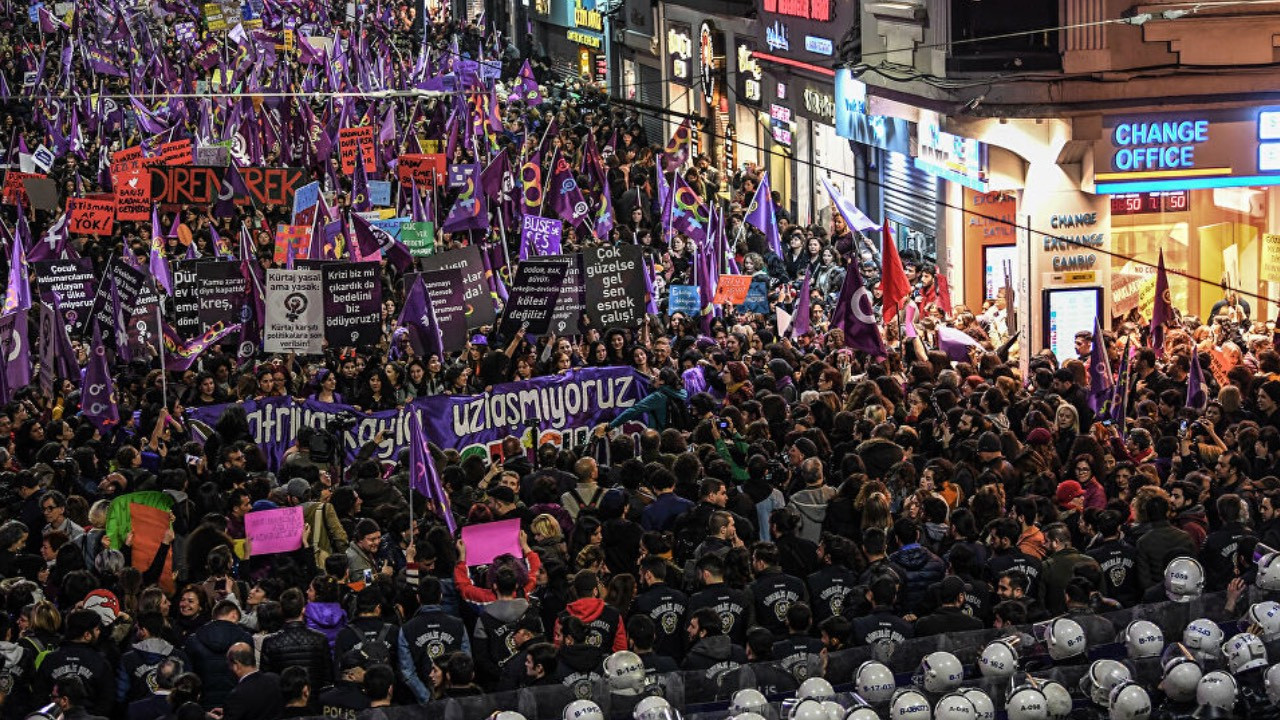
xmin=762 ymin=0 xmax=832 ymax=22
xmin=1111 ymin=120 xmax=1210 ymax=171
xmin=667 ymin=24 xmax=692 ymax=84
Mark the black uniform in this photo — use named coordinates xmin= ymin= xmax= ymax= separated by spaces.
xmin=806 ymin=564 xmax=858 ymax=622
xmin=1201 ymin=523 xmax=1254 ymax=592
xmin=1085 ymin=537 xmax=1141 ymax=606
xmin=554 ymin=644 xmax=605 ymax=700
xmin=749 ymin=569 xmax=807 ymax=639
xmin=334 ymin=617 xmax=399 ymax=668
xmin=771 ymin=634 xmax=824 ymax=682
xmin=316 ymin=681 xmax=370 ymax=720
xmin=34 ymin=641 xmax=116 ymax=717
xmin=914 ymin=606 xmax=985 ymax=637
xmin=987 ymin=549 xmax=1044 ymax=595
xmin=685 ymin=582 xmax=753 ymax=646
xmin=399 ymin=606 xmax=468 ymax=681
xmin=631 ymin=583 xmax=688 ymax=660
xmin=849 ymin=605 xmax=914 ymax=650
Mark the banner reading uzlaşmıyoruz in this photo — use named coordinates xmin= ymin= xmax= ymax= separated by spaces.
xmin=185 ymin=367 xmax=648 ymax=469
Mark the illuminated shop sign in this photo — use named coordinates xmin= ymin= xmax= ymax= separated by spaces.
xmin=736 ymin=41 xmax=763 ymax=108
xmin=1094 ymin=106 xmax=1280 ymax=192
xmin=915 ymin=111 xmax=989 ymax=191
xmin=573 ymin=0 xmax=602 ymax=30
xmin=762 ymin=0 xmax=832 ymax=21
xmin=755 ymin=0 xmax=840 ymax=62
xmin=667 ymin=22 xmax=692 ymax=86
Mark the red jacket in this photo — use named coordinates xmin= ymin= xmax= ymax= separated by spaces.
xmin=453 ymin=550 xmax=541 ymax=605
xmin=553 ymin=597 xmax=628 ymax=653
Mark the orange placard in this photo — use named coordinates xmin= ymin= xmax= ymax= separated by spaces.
xmin=2 ymin=171 xmax=43 ymax=205
xmin=339 ymin=126 xmax=377 ymax=174
xmin=712 ymin=274 xmax=753 ymax=305
xmin=114 ymin=171 xmax=152 ymax=221
xmin=160 ymin=139 xmax=194 ymax=166
xmin=397 ymin=153 xmax=446 ymax=186
xmin=67 ymin=197 xmax=117 ymax=236
xmin=129 ymin=503 xmax=175 ymax=594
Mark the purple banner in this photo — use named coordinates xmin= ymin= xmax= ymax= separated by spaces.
xmin=447 ymin=163 xmax=479 ymax=189
xmin=33 ymin=258 xmax=97 ymax=337
xmin=185 ymin=368 xmax=649 ymax=469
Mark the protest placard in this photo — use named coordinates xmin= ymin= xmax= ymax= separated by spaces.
xmin=22 ymin=178 xmax=59 ymax=212
xmin=264 ymin=268 xmax=324 ymax=353
xmin=67 ymin=197 xmax=116 ymax=236
xmin=368 ymin=180 xmax=392 ymax=207
xmin=33 ymin=258 xmax=96 ymax=336
xmin=501 ymin=256 xmax=574 ymax=336
xmin=245 ymin=506 xmax=305 ymax=554
xmin=320 ymin=263 xmax=382 ymax=348
xmin=160 ymin=139 xmax=194 ymax=166
xmin=397 ymin=153 xmax=446 ymax=186
xmin=114 ymin=171 xmax=151 ymax=221
xmin=519 ymin=216 xmax=562 ymax=259
xmin=2 ymin=171 xmax=43 ymax=205
xmin=668 ymin=285 xmax=701 ymax=316
xmin=712 ymin=274 xmax=752 ymax=305
xmin=461 ymin=519 xmax=522 ymax=567
xmin=401 ymin=222 xmax=435 ymax=257
xmin=419 ymin=246 xmax=496 ymax=329
xmin=339 ymin=127 xmax=377 ymax=174
xmin=130 ymin=503 xmax=175 ymax=593
xmin=739 ymin=276 xmax=770 ymax=314
xmin=273 ymin=224 xmax=311 ymax=264
xmin=196 ymin=262 xmax=247 ymax=332
xmin=584 ymin=245 xmax=646 ymax=328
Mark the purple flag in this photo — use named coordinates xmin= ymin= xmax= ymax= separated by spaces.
xmin=161 ymin=319 xmax=242 ymax=372
xmin=81 ymin=322 xmax=119 ymax=434
xmin=0 ymin=311 xmax=30 ymax=403
xmin=38 ymin=300 xmax=77 ymax=395
xmin=409 ymin=410 xmax=456 ymax=533
xmin=547 ymin=151 xmax=592 ymax=229
xmin=1086 ymin=318 xmax=1113 ymax=412
xmin=745 ymin=172 xmax=783 ymax=257
xmin=829 ymin=261 xmax=886 ymax=357
xmin=820 ymin=175 xmax=879 ymax=234
xmin=1150 ymin=249 xmax=1172 ymax=357
xmin=350 ymin=213 xmax=413 ymax=273
xmin=3 ymin=232 xmax=31 ymax=317
xmin=793 ymin=270 xmax=812 ymax=337
xmin=440 ymin=172 xmax=489 ymax=233
xmin=583 ymin=133 xmax=614 ymax=238
xmin=351 ymin=146 xmax=372 ymax=212
xmin=937 ymin=326 xmax=985 ymax=363
xmin=1187 ymin=349 xmax=1208 ymax=411
xmin=398 ymin=275 xmax=444 ymax=359
xmin=149 ymin=206 xmax=173 ymax=294
xmin=29 ymin=210 xmax=73 ymax=262
xmin=508 ymin=60 xmax=543 ymax=105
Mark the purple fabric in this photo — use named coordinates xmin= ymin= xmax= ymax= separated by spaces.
xmin=0 ymin=311 xmax=30 ymax=403
xmin=829 ymin=262 xmax=886 ymax=357
xmin=547 ymin=151 xmax=591 ymax=229
xmin=81 ymin=322 xmax=119 ymax=434
xmin=409 ymin=409 xmax=455 ymax=533
xmin=745 ymin=172 xmax=782 ymax=257
xmin=3 ymin=230 xmax=31 ymax=316
xmin=1086 ymin=319 xmax=1113 ymax=412
xmin=149 ymin=206 xmax=173 ymax=295
xmin=1150 ymin=249 xmax=1172 ymax=357
xmin=1187 ymin=348 xmax=1207 ymax=411
xmin=397 ymin=274 xmax=443 ymax=359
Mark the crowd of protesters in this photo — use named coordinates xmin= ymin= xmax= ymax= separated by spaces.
xmin=2 ymin=2 xmax=1280 ymax=720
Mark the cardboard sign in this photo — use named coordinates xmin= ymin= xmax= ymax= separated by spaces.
xmin=319 ymin=262 xmax=382 ymax=348
xmin=240 ymin=167 xmax=307 ymax=206
xmin=273 ymin=224 xmax=311 ymax=264
xmin=668 ymin=284 xmax=701 ymax=316
xmin=401 ymin=221 xmax=435 ymax=257
xmin=245 ymin=506 xmax=304 ymax=555
xmin=114 ymin=171 xmax=151 ymax=221
xmin=196 ymin=262 xmax=248 ymax=332
xmin=22 ymin=178 xmax=59 ymax=212
xmin=111 ymin=145 xmax=146 ymax=176
xmin=461 ymin=519 xmax=522 ymax=567
xmin=367 ymin=180 xmax=392 ymax=207
xmin=2 ymin=171 xmax=44 ymax=205
xmin=739 ymin=276 xmax=770 ymax=314
xmin=339 ymin=126 xmax=377 ymax=174
xmin=172 ymin=260 xmax=203 ymax=337
xmin=712 ymin=274 xmax=752 ymax=305
xmin=160 ymin=139 xmax=194 ymax=166
xmin=33 ymin=258 xmax=97 ymax=336
xmin=67 ymin=197 xmax=116 ymax=236
xmin=502 ymin=256 xmax=573 ymax=336
xmin=397 ymin=153 xmax=446 ymax=186
xmin=419 ymin=246 xmax=497 ymax=330
xmin=264 ymin=268 xmax=324 ymax=353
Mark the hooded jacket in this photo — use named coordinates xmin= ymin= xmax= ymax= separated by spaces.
xmin=184 ymin=619 xmax=253 ymax=708
xmin=554 ymin=597 xmax=627 ymax=652
xmin=788 ymin=485 xmax=836 ymax=544
xmin=117 ymin=637 xmax=191 ymax=704
xmin=889 ymin=544 xmax=945 ymax=613
xmin=1172 ymin=505 xmax=1208 ymax=550
xmin=303 ymin=602 xmax=348 ymax=649
xmin=682 ymin=634 xmax=748 ymax=701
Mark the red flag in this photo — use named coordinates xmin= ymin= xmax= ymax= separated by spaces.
xmin=935 ymin=272 xmax=953 ymax=318
xmin=880 ymin=222 xmax=911 ymax=324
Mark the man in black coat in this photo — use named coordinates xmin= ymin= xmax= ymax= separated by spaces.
xmin=260 ymin=588 xmax=333 ymax=688
xmin=222 ymin=642 xmax=283 ymax=720
xmin=914 ymin=577 xmax=985 ymax=637
xmin=34 ymin=610 xmax=115 ymax=718
xmin=184 ymin=600 xmax=253 ymax=710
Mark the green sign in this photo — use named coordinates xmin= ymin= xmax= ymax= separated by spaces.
xmin=401 ymin=221 xmax=436 ymax=257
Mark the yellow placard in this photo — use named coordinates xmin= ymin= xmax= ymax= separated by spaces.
xmin=1262 ymin=233 xmax=1280 ymax=279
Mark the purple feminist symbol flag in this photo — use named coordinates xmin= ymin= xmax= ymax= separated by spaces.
xmin=441 ymin=173 xmax=489 ymax=233
xmin=409 ymin=410 xmax=456 ymax=533
xmin=508 ymin=60 xmax=543 ymax=106
xmin=81 ymin=323 xmax=119 ymax=434
xmin=149 ymin=206 xmax=173 ymax=295
xmin=3 ymin=231 xmax=32 ymax=317
xmin=1187 ymin=349 xmax=1208 ymax=411
xmin=830 ymin=262 xmax=886 ymax=357
xmin=1086 ymin=318 xmax=1113 ymax=412
xmin=745 ymin=172 xmax=783 ymax=257
xmin=820 ymin=175 xmax=879 ymax=234
xmin=398 ymin=275 xmax=444 ymax=359
xmin=0 ymin=311 xmax=30 ymax=403
xmin=548 ymin=152 xmax=592 ymax=229
xmin=1150 ymin=248 xmax=1173 ymax=357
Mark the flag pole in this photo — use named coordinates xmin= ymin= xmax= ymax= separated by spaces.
xmin=155 ymin=296 xmax=167 ymax=410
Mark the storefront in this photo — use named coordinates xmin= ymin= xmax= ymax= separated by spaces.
xmin=664 ymin=20 xmax=695 ymax=143
xmin=1092 ymin=105 xmax=1280 ymax=323
xmin=527 ymin=0 xmax=609 ymax=84
xmin=732 ymin=37 xmax=765 ymax=170
xmin=616 ymin=0 xmax=663 ymax=143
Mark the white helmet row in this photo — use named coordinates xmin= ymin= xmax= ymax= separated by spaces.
xmin=890 ymin=689 xmax=932 ymax=720
xmin=1107 ymin=682 xmax=1151 ymax=720
xmin=1246 ymin=601 xmax=1280 ymax=643
xmin=1080 ymin=659 xmax=1132 ymax=707
xmin=1044 ymin=618 xmax=1087 ymax=661
xmin=962 ymin=689 xmax=993 ymax=720
xmin=1195 ymin=671 xmax=1237 ymax=711
xmin=1159 ymin=646 xmax=1203 ymax=703
xmin=918 ymin=652 xmax=964 ymax=694
xmin=845 ymin=695 xmax=880 ymax=720
xmin=855 ymin=661 xmax=897 ymax=705
xmin=1183 ymin=618 xmax=1224 ymax=660
xmin=1040 ymin=681 xmax=1073 ymax=720
xmin=1120 ymin=620 xmax=1164 ymax=660
xmin=798 ymin=678 xmax=837 ymax=703
xmin=634 ymin=696 xmax=679 ymax=720
xmin=1223 ymin=632 xmax=1269 ymax=673
xmin=1258 ymin=551 xmax=1280 ymax=592
xmin=934 ymin=692 xmax=976 ymax=720
xmin=732 ymin=690 xmax=770 ymax=718
xmin=564 ymin=701 xmax=604 ymax=720
xmin=1005 ymin=686 xmax=1047 ymax=720
xmin=493 ymin=713 xmax=528 ymax=720
xmin=978 ymin=638 xmax=1019 ymax=679
xmin=1266 ymin=663 xmax=1280 ymax=705
xmin=1164 ymin=557 xmax=1205 ymax=602
xmin=789 ymin=699 xmax=841 ymax=720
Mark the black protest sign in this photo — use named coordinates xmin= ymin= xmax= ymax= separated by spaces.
xmin=501 ymin=257 xmax=571 ymax=336
xmin=320 ymin=262 xmax=382 ymax=348
xmin=33 ymin=258 xmax=97 ymax=336
xmin=584 ymin=245 xmax=646 ymax=329
xmin=148 ymin=166 xmax=307 ymax=207
xmin=171 ymin=260 xmax=203 ymax=337
xmin=418 ymin=267 xmax=470 ymax=351
xmin=195 ymin=261 xmax=248 ymax=333
xmin=547 ymin=254 xmax=586 ymax=336
xmin=418 ymin=245 xmax=496 ymax=330
xmin=88 ymin=257 xmax=158 ymax=347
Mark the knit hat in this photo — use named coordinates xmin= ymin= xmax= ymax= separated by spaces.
xmin=1026 ymin=428 xmax=1053 ymax=446
xmin=285 ymin=478 xmax=311 ymax=501
xmin=977 ymin=431 xmax=1002 ymax=454
xmin=726 ymin=361 xmax=749 ymax=384
xmin=488 ymin=485 xmax=516 ymax=504
xmin=1055 ymin=480 xmax=1085 ymax=507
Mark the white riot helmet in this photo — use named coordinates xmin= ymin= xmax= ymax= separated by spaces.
xmin=1121 ymin=620 xmax=1164 ymax=660
xmin=737 ymin=715 xmax=769 ymax=720
xmin=918 ymin=651 xmax=965 ymax=693
xmin=604 ymin=651 xmax=647 ymax=693
xmin=1039 ymin=681 xmax=1073 ymax=720
xmin=934 ymin=692 xmax=976 ymax=720
xmin=564 ymin=701 xmax=605 ymax=720
xmin=1195 ymin=671 xmax=1238 ymax=710
xmin=890 ymin=689 xmax=932 ymax=720
xmin=1164 ymin=557 xmax=1205 ymax=602
xmin=634 ymin=696 xmax=679 ymax=720
xmin=1080 ymin=659 xmax=1132 ymax=707
xmin=962 ymin=689 xmax=994 ymax=720
xmin=1045 ymin=618 xmax=1087 ymax=661
xmin=1005 ymin=686 xmax=1048 ymax=720
xmin=494 ymin=713 xmax=528 ymax=720
xmin=798 ymin=678 xmax=837 ymax=703
xmin=1222 ymin=632 xmax=1269 ymax=673
xmin=1265 ymin=663 xmax=1280 ymax=705
xmin=1159 ymin=646 xmax=1203 ymax=704
xmin=790 ymin=700 xmax=829 ymax=720
xmin=820 ymin=701 xmax=847 ymax=720
xmin=1107 ymin=682 xmax=1151 ymax=720
xmin=1246 ymin=601 xmax=1280 ymax=642
xmin=855 ymin=660 xmax=897 ymax=705
xmin=846 ymin=707 xmax=880 ymax=720
xmin=731 ymin=690 xmax=770 ymax=717
xmin=1183 ymin=618 xmax=1224 ymax=659
xmin=979 ymin=638 xmax=1019 ymax=679
xmin=1257 ymin=552 xmax=1280 ymax=591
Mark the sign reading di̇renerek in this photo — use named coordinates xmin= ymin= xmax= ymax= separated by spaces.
xmin=1092 ymin=106 xmax=1280 ymax=192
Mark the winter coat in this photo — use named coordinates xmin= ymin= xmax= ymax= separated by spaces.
xmin=303 ymin=602 xmax=348 ymax=650
xmin=184 ymin=619 xmax=253 ymax=709
xmin=889 ymin=544 xmax=945 ymax=613
xmin=1135 ymin=520 xmax=1197 ymax=590
xmin=788 ymin=485 xmax=836 ymax=544
xmin=260 ymin=619 xmax=333 ymax=688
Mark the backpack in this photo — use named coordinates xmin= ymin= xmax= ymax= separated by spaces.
xmin=23 ymin=636 xmax=55 ymax=670
xmin=569 ymin=487 xmax=604 ymax=514
xmin=663 ymin=393 xmax=694 ymax=432
xmin=353 ymin=623 xmax=395 ymax=665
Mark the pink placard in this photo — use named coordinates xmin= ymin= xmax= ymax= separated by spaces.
xmin=461 ymin=519 xmax=522 ymax=567
xmin=245 ymin=506 xmax=305 ymax=555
